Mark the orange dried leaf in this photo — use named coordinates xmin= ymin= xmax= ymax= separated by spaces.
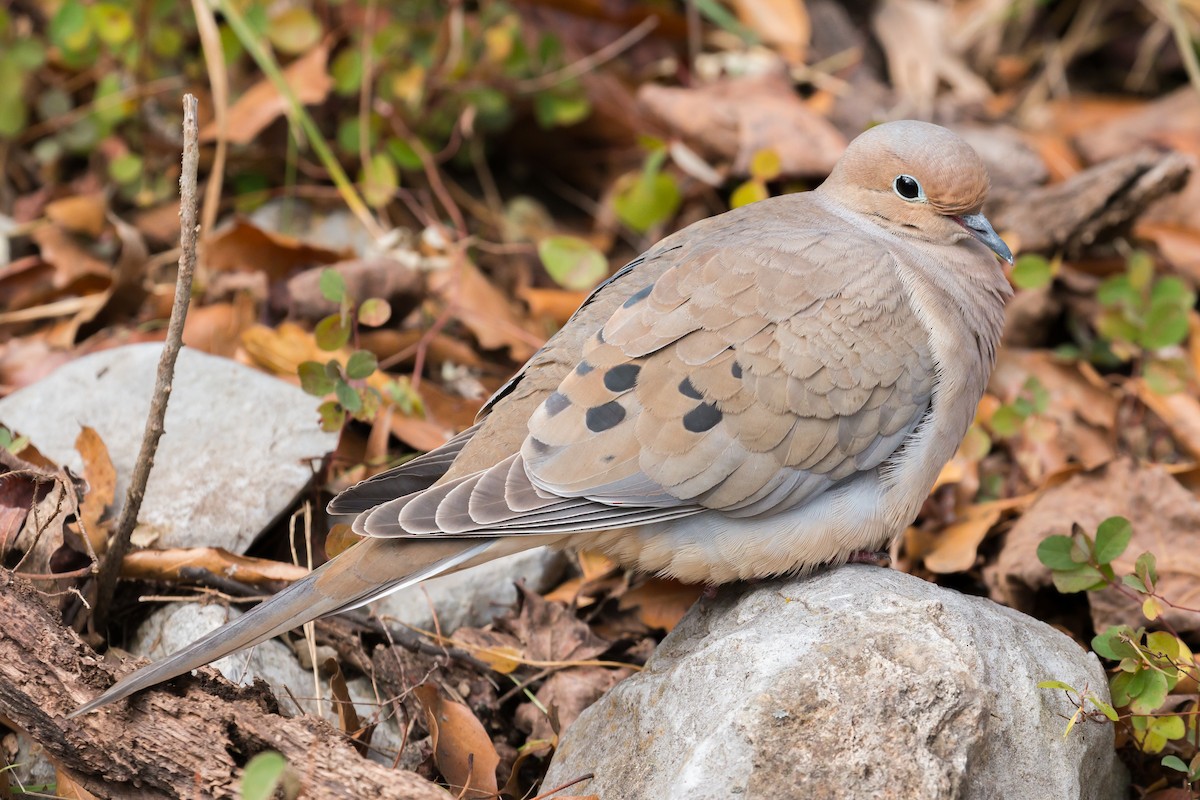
xmin=413 ymin=683 xmax=500 ymax=799
xmin=75 ymin=426 xmax=115 ymax=554
xmin=618 ymin=578 xmax=704 ymax=631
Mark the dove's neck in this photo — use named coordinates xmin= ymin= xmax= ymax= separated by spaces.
xmin=884 ymin=235 xmax=1010 ymax=528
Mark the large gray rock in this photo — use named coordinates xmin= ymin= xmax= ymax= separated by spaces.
xmin=0 ymin=343 xmax=337 ymax=552
xmin=545 ymin=566 xmax=1126 ymax=800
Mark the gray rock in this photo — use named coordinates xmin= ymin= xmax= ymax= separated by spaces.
xmin=369 ymin=547 xmax=568 ymax=634
xmin=545 ymin=566 xmax=1126 ymax=800
xmin=0 ymin=343 xmax=337 ymax=552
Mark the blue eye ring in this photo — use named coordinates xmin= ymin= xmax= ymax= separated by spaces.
xmin=893 ymin=174 xmax=925 ymax=202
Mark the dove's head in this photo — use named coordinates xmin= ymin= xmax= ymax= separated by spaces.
xmin=820 ymin=120 xmax=1013 ymax=264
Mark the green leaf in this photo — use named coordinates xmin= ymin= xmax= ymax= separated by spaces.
xmin=537 ymin=235 xmax=608 ymax=291
xmin=1093 ymin=517 xmax=1132 ymax=565
xmin=1037 ymin=680 xmax=1077 ymax=692
xmin=90 ymin=3 xmax=133 ymax=46
xmin=1128 ymin=669 xmax=1169 ymax=714
xmin=240 ymin=751 xmax=287 ymax=800
xmin=268 ymin=8 xmax=322 ymax=55
xmin=331 ymin=49 xmax=363 ymax=96
xmin=1012 ymin=254 xmax=1053 ymax=290
xmin=1092 ymin=625 xmax=1139 ymax=660
xmin=1036 ymin=536 xmax=1079 ymax=571
xmin=108 ymin=153 xmax=142 ymax=185
xmin=1088 ymin=696 xmax=1118 ymax=722
xmin=317 ymin=400 xmax=345 ymax=432
xmin=358 ymin=298 xmax=392 ymax=327
xmin=1143 ymin=356 xmax=1189 ymax=395
xmin=533 ymin=90 xmax=591 ymax=128
xmin=1140 ymin=303 xmax=1190 ymax=350
xmin=315 ymin=314 xmax=351 ymax=351
xmin=1051 ymin=565 xmax=1107 ymax=593
xmin=361 ymin=152 xmax=398 ymax=208
xmin=1135 ymin=552 xmax=1158 ymax=589
xmin=1127 ymin=250 xmax=1154 ymax=291
xmin=1151 ymin=715 xmax=1186 ymax=741
xmin=1162 ymin=755 xmax=1190 ymax=773
xmin=345 ymin=350 xmax=378 ymax=380
xmin=614 ymin=170 xmax=681 ymax=234
xmin=1110 ymin=671 xmax=1133 ymax=707
xmin=989 ymin=404 xmax=1023 ymax=437
xmin=298 ymin=361 xmax=336 ymax=396
xmin=319 ymin=270 xmax=347 ymax=304
xmin=336 ymin=380 xmax=363 ymax=413
xmin=50 ymin=1 xmax=93 ymax=53
xmin=1096 ymin=275 xmax=1137 ymax=309
xmin=386 ymin=137 xmax=423 ymax=171
xmin=1145 ymin=631 xmax=1181 ymax=662
xmin=730 ymin=180 xmax=768 ymax=209
xmin=1121 ymin=574 xmax=1147 ymax=593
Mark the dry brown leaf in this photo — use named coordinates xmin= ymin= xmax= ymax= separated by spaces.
xmin=413 ymin=683 xmax=500 ymax=799
xmin=519 ymin=286 xmax=590 ymax=328
xmin=427 ymin=260 xmax=543 ymax=361
xmin=31 ymin=223 xmax=112 ymax=287
xmin=131 ymin=200 xmax=183 ymax=244
xmin=985 ymin=458 xmax=1200 ymax=636
xmin=731 ymin=0 xmax=810 ymax=65
xmin=1133 ymin=378 xmax=1200 ymax=462
xmin=181 ymin=293 xmax=257 ymax=358
xmin=451 ymin=627 xmax=525 ymax=674
xmin=1134 ymin=222 xmax=1200 ymax=283
xmin=323 ymin=656 xmax=371 ymax=754
xmin=637 ymin=74 xmax=846 ymax=177
xmin=75 ymin=426 xmax=115 ymax=555
xmin=205 ymin=219 xmax=349 ymax=283
xmin=119 ymin=547 xmax=309 ymax=585
xmin=617 ymin=578 xmax=704 ymax=631
xmin=359 ymin=329 xmax=484 ymax=370
xmin=514 ymin=666 xmax=632 ymax=749
xmin=324 ymin=523 xmax=362 ymax=559
xmin=45 ymin=193 xmax=108 ymax=237
xmin=200 ymin=43 xmax=333 ymax=145
xmin=53 ymin=769 xmax=99 ymax=800
xmin=504 ymin=585 xmax=610 ymax=665
xmin=916 ymin=503 xmax=1004 ymax=574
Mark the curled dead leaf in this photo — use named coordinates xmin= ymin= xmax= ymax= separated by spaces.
xmin=413 ymin=683 xmax=500 ymax=799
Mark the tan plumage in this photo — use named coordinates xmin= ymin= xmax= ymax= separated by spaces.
xmin=72 ymin=120 xmax=1013 ymax=716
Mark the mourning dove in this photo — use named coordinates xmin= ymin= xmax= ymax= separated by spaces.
xmin=72 ymin=120 xmax=1013 ymax=716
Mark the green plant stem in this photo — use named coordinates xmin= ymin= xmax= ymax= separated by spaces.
xmin=214 ymin=0 xmax=384 ymax=241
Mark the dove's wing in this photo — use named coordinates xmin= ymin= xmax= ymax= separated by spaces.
xmin=357 ymin=202 xmax=935 ymax=538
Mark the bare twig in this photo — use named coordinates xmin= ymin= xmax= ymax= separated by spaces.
xmin=91 ymin=95 xmax=201 ymax=629
xmin=515 ymin=16 xmax=659 ymax=93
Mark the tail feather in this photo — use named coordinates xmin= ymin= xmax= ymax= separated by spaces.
xmin=69 ymin=537 xmax=491 ymax=717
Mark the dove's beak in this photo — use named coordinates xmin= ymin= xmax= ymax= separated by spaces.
xmin=955 ymin=213 xmax=1013 ymax=265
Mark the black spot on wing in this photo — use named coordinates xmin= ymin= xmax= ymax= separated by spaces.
xmin=683 ymin=402 xmax=723 ymax=433
xmin=576 ymin=361 xmax=594 ymax=376
xmin=528 ymin=437 xmax=551 ymax=454
xmin=678 ymin=377 xmax=703 ymax=399
xmin=604 ymin=364 xmax=641 ymax=392
xmin=731 ymin=361 xmax=743 ymax=379
xmin=586 ymin=401 xmax=626 ymax=432
xmin=544 ymin=392 xmax=571 ymax=416
xmin=623 ymin=283 xmax=654 ymax=308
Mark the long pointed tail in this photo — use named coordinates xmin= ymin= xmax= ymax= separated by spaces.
xmin=70 ymin=537 xmax=493 ymax=717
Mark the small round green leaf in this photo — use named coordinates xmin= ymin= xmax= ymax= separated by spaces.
xmin=361 ymin=152 xmax=398 ymax=209
xmin=336 ymin=380 xmax=363 ymax=413
xmin=1093 ymin=517 xmax=1132 ymax=565
xmin=345 ymin=350 xmax=378 ymax=380
xmin=298 ymin=361 xmax=336 ymax=396
xmin=319 ymin=269 xmax=347 ymax=304
xmin=614 ymin=170 xmax=681 ymax=234
xmin=240 ymin=751 xmax=287 ymax=800
xmin=317 ymin=400 xmax=345 ymax=432
xmin=537 ymin=235 xmax=608 ymax=291
xmin=315 ymin=314 xmax=351 ymax=351
xmin=730 ymin=179 xmax=768 ymax=209
xmin=1050 ymin=564 xmax=1106 ymax=594
xmin=268 ymin=8 xmax=322 ymax=55
xmin=1011 ymin=254 xmax=1053 ymax=290
xmin=1036 ymin=536 xmax=1078 ymax=571
xmin=358 ymin=298 xmax=392 ymax=327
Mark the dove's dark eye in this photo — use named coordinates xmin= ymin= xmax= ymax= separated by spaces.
xmin=893 ymin=175 xmax=924 ymax=201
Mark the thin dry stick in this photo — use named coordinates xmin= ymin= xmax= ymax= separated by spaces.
xmin=92 ymin=94 xmax=201 ymax=629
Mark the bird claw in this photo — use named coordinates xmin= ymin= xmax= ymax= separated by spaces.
xmin=847 ymin=549 xmax=891 ymax=567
